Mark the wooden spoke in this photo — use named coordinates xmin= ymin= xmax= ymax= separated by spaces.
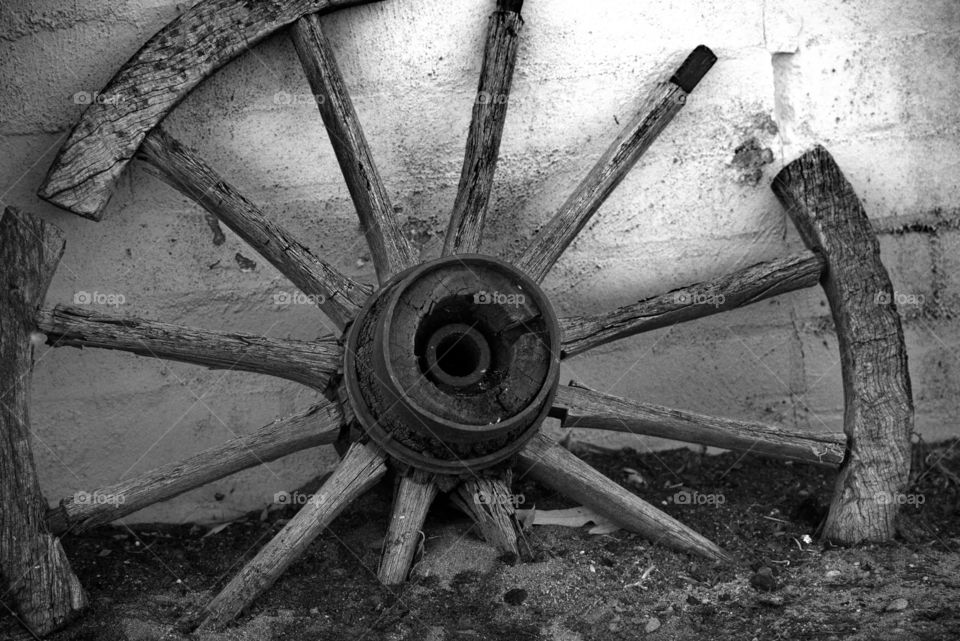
xmin=554 ymin=383 xmax=845 ymax=466
xmin=36 ymin=305 xmax=340 ymax=391
xmin=378 ymin=469 xmax=438 ymax=585
xmin=773 ymin=146 xmax=913 ymax=544
xmin=291 ymin=14 xmax=416 ymax=282
xmin=515 ymin=46 xmax=716 ymax=282
xmin=559 ymin=252 xmax=825 ymax=358
xmin=138 ymin=126 xmax=371 ymax=329
xmin=450 ymin=475 xmax=525 ymax=556
xmin=442 ymin=0 xmax=525 ymax=255
xmin=37 ymin=0 xmax=385 ymax=220
xmin=186 ymin=441 xmax=387 ymax=631
xmin=0 ymin=207 xmax=87 ymax=635
xmin=47 ymin=402 xmax=344 ymax=535
xmin=517 ymin=433 xmax=730 ymax=563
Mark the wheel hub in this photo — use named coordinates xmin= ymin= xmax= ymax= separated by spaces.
xmin=344 ymin=254 xmax=561 ymax=473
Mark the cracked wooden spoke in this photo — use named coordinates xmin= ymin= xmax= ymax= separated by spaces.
xmin=559 ymin=252 xmax=825 ymax=358
xmin=443 ymin=0 xmax=524 ymax=255
xmin=138 ymin=126 xmax=371 ymax=330
xmin=517 ymin=433 xmax=730 ymax=562
xmin=554 ymin=383 xmax=845 ymax=466
xmin=515 ymin=46 xmax=716 ymax=282
xmin=291 ymin=13 xmax=416 ymax=282
xmin=451 ymin=475 xmax=524 ymax=556
xmin=48 ymin=402 xmax=344 ymax=535
xmin=187 ymin=441 xmax=387 ymax=631
xmin=36 ymin=0 xmax=385 ymax=220
xmin=37 ymin=305 xmax=340 ymax=391
xmin=378 ymin=469 xmax=438 ymax=585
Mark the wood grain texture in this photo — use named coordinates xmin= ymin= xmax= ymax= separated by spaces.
xmin=450 ymin=475 xmax=524 ymax=556
xmin=138 ymin=126 xmax=371 ymax=329
xmin=559 ymin=252 xmax=825 ymax=358
xmin=773 ymin=145 xmax=913 ymax=544
xmin=554 ymin=383 xmax=845 ymax=466
xmin=378 ymin=469 xmax=438 ymax=585
xmin=37 ymin=0 xmax=383 ymax=219
xmin=517 ymin=433 xmax=730 ymax=563
xmin=442 ymin=0 xmax=524 ymax=255
xmin=291 ymin=13 xmax=416 ymax=282
xmin=0 ymin=207 xmax=87 ymax=635
xmin=37 ymin=304 xmax=340 ymax=391
xmin=46 ymin=402 xmax=344 ymax=535
xmin=514 ymin=46 xmax=716 ymax=283
xmin=187 ymin=441 xmax=387 ymax=631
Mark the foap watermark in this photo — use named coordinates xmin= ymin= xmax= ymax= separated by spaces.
xmin=874 ymin=491 xmax=925 ymax=506
xmin=673 ymin=288 xmax=726 ymax=308
xmin=473 ymin=290 xmax=525 ymax=306
xmin=274 ymin=491 xmax=323 ymax=506
xmin=74 ymin=290 xmax=126 ymax=307
xmin=74 ymin=490 xmax=126 ymax=506
xmin=273 ymin=91 xmax=326 ymax=107
xmin=874 ymin=291 xmax=926 ymax=308
xmin=72 ymin=90 xmax=126 ymax=106
xmin=272 ymin=291 xmax=327 ymax=306
xmin=473 ymin=491 xmax=525 ymax=507
xmin=670 ymin=489 xmax=725 ymax=507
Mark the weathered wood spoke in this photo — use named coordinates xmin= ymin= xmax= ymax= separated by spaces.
xmin=291 ymin=13 xmax=416 ymax=282
xmin=773 ymin=146 xmax=913 ymax=544
xmin=186 ymin=441 xmax=387 ymax=631
xmin=443 ymin=0 xmax=524 ymax=255
xmin=515 ymin=46 xmax=716 ymax=283
xmin=37 ymin=0 xmax=385 ymax=219
xmin=48 ymin=402 xmax=344 ymax=535
xmin=559 ymin=252 xmax=825 ymax=358
xmin=138 ymin=126 xmax=371 ymax=330
xmin=517 ymin=433 xmax=730 ymax=562
xmin=553 ymin=383 xmax=845 ymax=466
xmin=0 ymin=207 xmax=87 ymax=635
xmin=378 ymin=469 xmax=438 ymax=585
xmin=451 ymin=475 xmax=525 ymax=556
xmin=37 ymin=305 xmax=340 ymax=391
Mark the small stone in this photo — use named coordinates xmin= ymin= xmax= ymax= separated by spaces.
xmin=757 ymin=594 xmax=785 ymax=607
xmin=885 ymin=598 xmax=908 ymax=612
xmin=503 ymin=588 xmax=527 ymax=606
xmin=825 ymin=569 xmax=841 ymax=579
xmin=645 ymin=617 xmax=661 ymax=633
xmin=750 ymin=567 xmax=778 ymax=592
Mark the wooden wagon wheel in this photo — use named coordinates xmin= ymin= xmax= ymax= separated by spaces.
xmin=2 ymin=0 xmax=911 ymax=633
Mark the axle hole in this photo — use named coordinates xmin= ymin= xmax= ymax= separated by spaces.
xmin=424 ymin=323 xmax=492 ymax=388
xmin=436 ymin=333 xmax=481 ymax=377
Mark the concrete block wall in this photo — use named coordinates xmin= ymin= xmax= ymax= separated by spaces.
xmin=0 ymin=0 xmax=957 ymax=523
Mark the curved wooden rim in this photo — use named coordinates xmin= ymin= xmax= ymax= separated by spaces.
xmin=37 ymin=0 xmax=384 ymax=220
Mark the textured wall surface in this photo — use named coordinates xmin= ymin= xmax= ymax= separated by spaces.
xmin=0 ymin=0 xmax=958 ymax=524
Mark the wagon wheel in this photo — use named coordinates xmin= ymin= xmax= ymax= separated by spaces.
xmin=26 ymin=0 xmax=912 ymax=633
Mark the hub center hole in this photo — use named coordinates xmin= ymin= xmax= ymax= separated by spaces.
xmin=424 ymin=323 xmax=492 ymax=388
xmin=436 ymin=333 xmax=481 ymax=377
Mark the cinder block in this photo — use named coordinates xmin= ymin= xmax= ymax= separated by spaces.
xmin=773 ymin=32 xmax=960 ymax=146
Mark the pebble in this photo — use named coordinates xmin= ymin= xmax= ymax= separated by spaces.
xmin=503 ymin=588 xmax=527 ymax=606
xmin=750 ymin=566 xmax=778 ymax=592
xmin=825 ymin=569 xmax=841 ymax=579
xmin=757 ymin=594 xmax=785 ymax=607
xmin=645 ymin=617 xmax=661 ymax=633
xmin=885 ymin=598 xmax=909 ymax=612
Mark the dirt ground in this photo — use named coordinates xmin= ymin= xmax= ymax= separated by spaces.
xmin=3 ymin=439 xmax=960 ymax=641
